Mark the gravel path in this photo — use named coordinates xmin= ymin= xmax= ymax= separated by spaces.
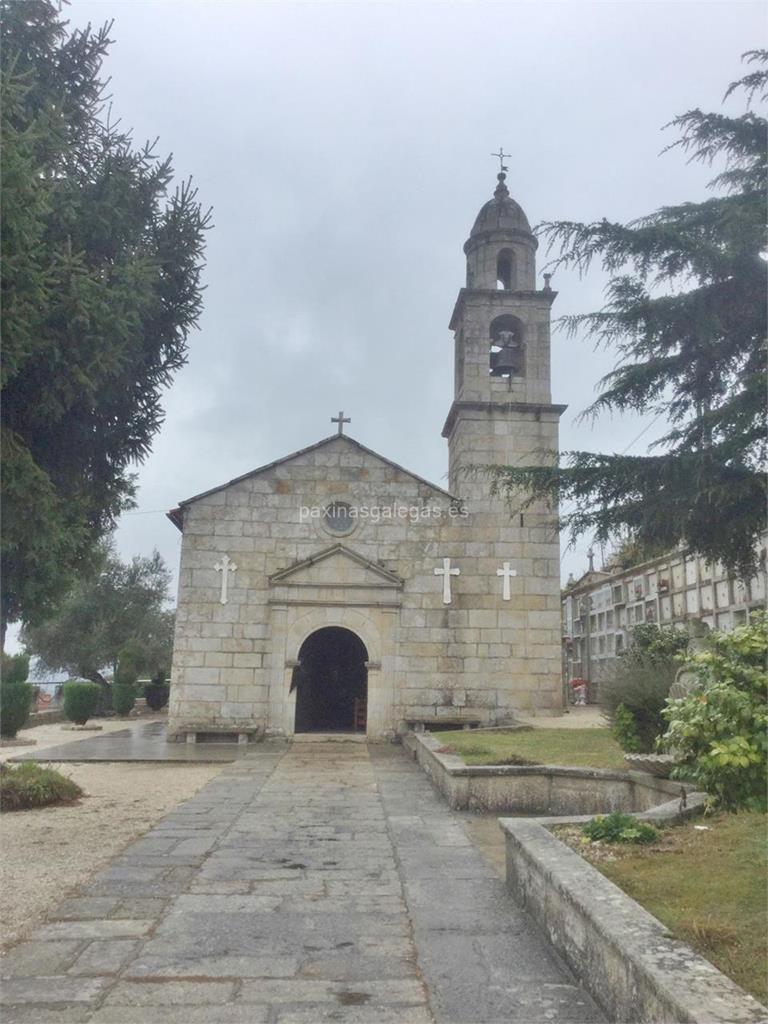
xmin=1 ymin=720 xmax=224 ymax=949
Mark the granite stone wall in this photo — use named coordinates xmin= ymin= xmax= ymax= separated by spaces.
xmin=168 ymin=436 xmax=564 ymax=739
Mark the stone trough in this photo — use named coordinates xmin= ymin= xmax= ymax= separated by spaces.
xmin=404 ymin=730 xmax=698 ymax=817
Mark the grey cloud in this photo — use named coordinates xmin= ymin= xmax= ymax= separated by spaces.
xmin=62 ymin=0 xmax=768 ymax=590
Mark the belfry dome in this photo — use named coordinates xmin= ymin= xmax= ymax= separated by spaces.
xmin=469 ymin=172 xmax=532 ymax=238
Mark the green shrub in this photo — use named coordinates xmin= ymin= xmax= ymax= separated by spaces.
xmin=2 ymin=653 xmax=30 ymax=686
xmin=112 ymin=643 xmax=141 ymax=716
xmin=631 ymin=624 xmax=690 ymax=660
xmin=0 ymin=762 xmax=83 ymax=811
xmin=582 ymin=811 xmax=660 ymax=845
xmin=1 ymin=654 xmax=33 ymax=738
xmin=661 ymin=614 xmax=768 ymax=811
xmin=612 ymin=703 xmax=642 ymax=753
xmin=144 ymin=668 xmax=170 ymax=711
xmin=0 ymin=683 xmax=33 ymax=738
xmin=601 ymin=625 xmax=689 ymax=752
xmin=112 ymin=680 xmax=136 ymax=716
xmin=62 ymin=681 xmax=101 ymax=725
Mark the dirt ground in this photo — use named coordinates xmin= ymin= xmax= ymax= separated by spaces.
xmin=0 ymin=719 xmax=225 ymax=949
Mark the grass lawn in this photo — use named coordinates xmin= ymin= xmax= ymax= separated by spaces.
xmin=432 ymin=727 xmax=627 ymax=771
xmin=579 ymin=813 xmax=768 ymax=1003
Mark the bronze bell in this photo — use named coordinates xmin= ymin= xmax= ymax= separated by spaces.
xmin=490 ymin=343 xmax=519 ymax=376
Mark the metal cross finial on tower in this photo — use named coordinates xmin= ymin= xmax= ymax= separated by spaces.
xmin=331 ymin=410 xmax=351 ymax=435
xmin=491 ymin=147 xmax=510 ymax=173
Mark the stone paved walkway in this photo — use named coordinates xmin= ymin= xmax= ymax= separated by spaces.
xmin=11 ymin=721 xmax=263 ymax=763
xmin=1 ymin=743 xmax=604 ymax=1023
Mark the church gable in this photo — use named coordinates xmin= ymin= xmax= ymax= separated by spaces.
xmin=269 ymin=544 xmax=403 ymax=589
xmin=168 ymin=434 xmax=455 ymax=529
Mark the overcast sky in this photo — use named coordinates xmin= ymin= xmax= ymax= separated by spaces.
xmin=60 ymin=0 xmax=768 ymax=598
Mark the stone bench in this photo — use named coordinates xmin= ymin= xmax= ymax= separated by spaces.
xmin=170 ymin=727 xmax=264 ymax=746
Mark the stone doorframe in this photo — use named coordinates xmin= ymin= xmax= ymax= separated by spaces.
xmin=268 ymin=606 xmax=394 ymax=738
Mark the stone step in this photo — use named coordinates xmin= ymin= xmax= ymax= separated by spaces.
xmin=292 ymin=732 xmax=367 ymax=743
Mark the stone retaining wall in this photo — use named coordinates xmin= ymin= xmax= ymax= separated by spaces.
xmin=501 ymin=819 xmax=768 ymax=1024
xmin=404 ymin=730 xmax=691 ymax=814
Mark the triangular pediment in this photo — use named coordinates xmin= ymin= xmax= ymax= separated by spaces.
xmin=168 ymin=434 xmax=456 ymax=529
xmin=269 ymin=544 xmax=403 ymax=589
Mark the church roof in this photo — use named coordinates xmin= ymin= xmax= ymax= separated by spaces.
xmin=167 ymin=433 xmax=457 ymax=531
xmin=469 ymin=172 xmax=532 ymax=238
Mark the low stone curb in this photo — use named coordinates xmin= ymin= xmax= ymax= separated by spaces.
xmin=404 ymin=730 xmax=698 ymax=816
xmin=500 ymin=818 xmax=768 ymax=1024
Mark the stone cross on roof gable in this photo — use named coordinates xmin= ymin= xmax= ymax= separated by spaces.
xmin=331 ymin=410 xmax=351 ymax=435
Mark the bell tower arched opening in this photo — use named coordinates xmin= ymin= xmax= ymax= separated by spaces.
xmin=496 ymin=248 xmax=515 ymax=290
xmin=293 ymin=627 xmax=368 ymax=733
xmin=489 ymin=314 xmax=526 ymax=377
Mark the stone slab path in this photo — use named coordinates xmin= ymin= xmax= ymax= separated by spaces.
xmin=11 ymin=721 xmax=262 ymax=764
xmin=1 ymin=743 xmax=604 ymax=1023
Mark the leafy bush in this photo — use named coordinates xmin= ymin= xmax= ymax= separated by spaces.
xmin=582 ymin=811 xmax=660 ymax=845
xmin=631 ymin=624 xmax=690 ymax=660
xmin=0 ymin=762 xmax=83 ymax=811
xmin=62 ymin=681 xmax=101 ymax=725
xmin=2 ymin=653 xmax=30 ymax=686
xmin=612 ymin=703 xmax=642 ymax=753
xmin=144 ymin=668 xmax=170 ymax=711
xmin=1 ymin=654 xmax=33 ymax=738
xmin=0 ymin=683 xmax=33 ymax=738
xmin=661 ymin=614 xmax=768 ymax=811
xmin=112 ymin=644 xmax=140 ymax=716
xmin=112 ymin=681 xmax=136 ymax=716
xmin=601 ymin=625 xmax=689 ymax=752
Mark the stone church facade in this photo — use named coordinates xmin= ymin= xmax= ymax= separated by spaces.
xmin=167 ymin=171 xmax=566 ymax=741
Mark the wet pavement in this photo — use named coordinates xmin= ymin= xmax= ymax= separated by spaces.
xmin=1 ymin=742 xmax=604 ymax=1023
xmin=9 ymin=721 xmax=279 ymax=764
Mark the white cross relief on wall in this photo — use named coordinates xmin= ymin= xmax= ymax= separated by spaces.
xmin=496 ymin=561 xmax=517 ymax=600
xmin=434 ymin=557 xmax=460 ymax=605
xmin=214 ymin=554 xmax=237 ymax=605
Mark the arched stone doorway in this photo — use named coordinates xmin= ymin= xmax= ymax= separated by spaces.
xmin=293 ymin=627 xmax=368 ymax=733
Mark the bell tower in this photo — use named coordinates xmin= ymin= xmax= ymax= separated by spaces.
xmin=441 ymin=166 xmax=567 ymax=717
xmin=442 ymin=168 xmax=564 ymax=497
